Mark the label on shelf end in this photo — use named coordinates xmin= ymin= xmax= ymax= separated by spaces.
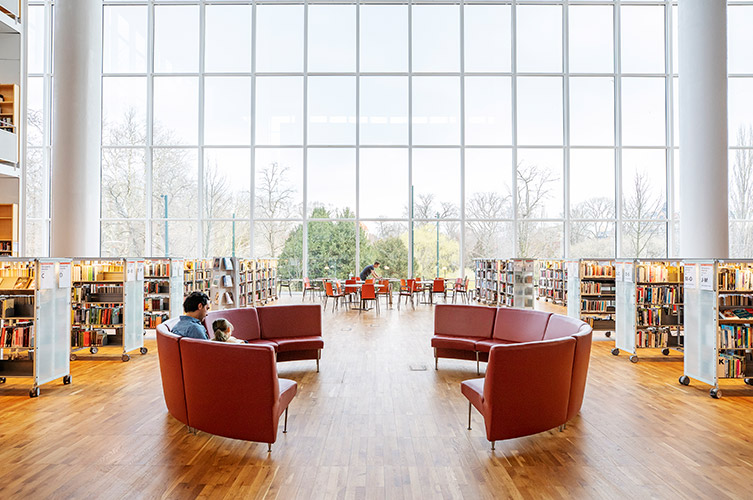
xmin=683 ymin=263 xmax=697 ymax=289
xmin=699 ymin=264 xmax=714 ymax=291
xmin=39 ymin=262 xmax=55 ymax=289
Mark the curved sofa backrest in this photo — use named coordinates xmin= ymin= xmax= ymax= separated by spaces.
xmin=258 ymin=304 xmax=321 ymax=339
xmin=543 ymin=314 xmax=590 ymax=341
xmin=566 ymin=329 xmax=593 ymax=421
xmin=204 ymin=308 xmax=261 ymax=341
xmin=434 ymin=304 xmax=496 ymax=339
xmin=155 ymin=329 xmax=189 ymax=426
xmin=493 ymin=308 xmax=552 ymax=343
xmin=180 ymin=339 xmax=281 ymax=443
xmin=484 ymin=337 xmax=576 ymax=441
xmin=156 ymin=317 xmax=180 ymax=336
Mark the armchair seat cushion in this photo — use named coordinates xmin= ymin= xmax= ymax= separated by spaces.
xmin=274 ymin=336 xmax=324 ymax=353
xmin=474 ymin=339 xmax=514 ymax=353
xmin=431 ymin=335 xmax=479 ymax=351
xmin=278 ymin=378 xmax=298 ymax=417
xmin=460 ymin=378 xmax=485 ymax=411
xmin=248 ymin=339 xmax=278 ymax=349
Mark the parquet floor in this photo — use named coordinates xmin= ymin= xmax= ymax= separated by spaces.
xmin=1 ymin=295 xmax=752 ymax=499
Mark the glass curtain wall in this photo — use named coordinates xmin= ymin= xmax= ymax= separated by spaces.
xmin=24 ymin=1 xmax=753 ymax=272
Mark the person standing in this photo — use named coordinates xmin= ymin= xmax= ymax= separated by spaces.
xmin=359 ymin=261 xmax=381 ymax=281
xmin=171 ymin=291 xmax=210 ymax=339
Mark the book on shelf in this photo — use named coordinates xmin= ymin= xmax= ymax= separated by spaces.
xmin=719 ymin=325 xmax=753 ymax=349
xmin=1 ymin=323 xmax=33 ymax=348
xmin=719 ymin=308 xmax=753 ymax=320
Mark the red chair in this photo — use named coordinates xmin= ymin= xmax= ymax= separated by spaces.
xmin=344 ymin=278 xmax=359 ymax=305
xmin=430 ymin=278 xmax=446 ymax=304
xmin=461 ymin=338 xmax=577 ymax=451
xmin=323 ymin=281 xmax=345 ymax=312
xmin=302 ymin=277 xmax=321 ymax=301
xmin=398 ymin=279 xmax=415 ymax=310
xmin=359 ymin=283 xmax=379 ymax=314
xmin=376 ymin=279 xmax=391 ymax=306
xmin=452 ymin=278 xmax=469 ymax=303
xmin=181 ymin=340 xmax=297 ymax=452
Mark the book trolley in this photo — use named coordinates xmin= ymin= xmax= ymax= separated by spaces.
xmin=210 ymin=257 xmax=238 ymax=311
xmin=70 ymin=259 xmax=146 ymax=362
xmin=0 ymin=259 xmax=72 ymax=397
xmin=473 ymin=259 xmax=534 ymax=309
xmin=143 ymin=258 xmax=184 ymax=331
xmin=474 ymin=258 xmax=503 ymax=305
xmin=680 ymin=260 xmax=753 ymax=399
xmin=568 ymin=259 xmax=615 ymax=338
xmin=537 ymin=260 xmax=567 ymax=305
xmin=613 ymin=260 xmax=684 ymax=363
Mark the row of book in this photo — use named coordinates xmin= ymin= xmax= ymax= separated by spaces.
xmin=718 ymin=352 xmax=749 ymax=379
xmin=581 ymin=264 xmax=614 ymax=278
xmin=145 ymin=297 xmax=170 ymax=312
xmin=580 ymin=282 xmax=614 ymax=295
xmin=580 ymin=299 xmax=615 ymax=312
xmin=71 ymin=329 xmax=109 ymax=348
xmin=73 ymin=306 xmax=123 ymax=325
xmin=718 ymin=294 xmax=753 ymax=307
xmin=636 ymin=285 xmax=683 ymax=305
xmin=3 ymin=296 xmax=34 ymax=318
xmin=720 ymin=325 xmax=753 ymax=349
xmin=719 ymin=308 xmax=753 ymax=320
xmin=0 ymin=276 xmax=33 ymax=290
xmin=636 ymin=328 xmax=682 ymax=349
xmin=145 ymin=262 xmax=170 ymax=277
xmin=144 ymin=313 xmax=169 ymax=329
xmin=637 ymin=305 xmax=683 ymax=327
xmin=584 ymin=315 xmax=614 ymax=327
xmin=73 ymin=263 xmax=123 ymax=282
xmin=145 ymin=281 xmax=170 ymax=294
xmin=0 ymin=265 xmax=31 ymax=278
xmin=635 ymin=264 xmax=682 ymax=283
xmin=1 ymin=323 xmax=32 ymax=348
xmin=0 ymin=242 xmax=12 ymax=251
xmin=718 ymin=267 xmax=753 ymax=291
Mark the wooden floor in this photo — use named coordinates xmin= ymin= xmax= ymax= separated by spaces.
xmin=2 ymin=295 xmax=753 ymax=499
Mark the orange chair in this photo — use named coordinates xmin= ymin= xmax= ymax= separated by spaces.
xmin=451 ymin=278 xmax=466 ymax=303
xmin=398 ymin=279 xmax=415 ymax=310
xmin=430 ymin=278 xmax=446 ymax=304
xmin=376 ymin=278 xmax=391 ymax=306
xmin=412 ymin=277 xmax=427 ymax=303
xmin=365 ymin=278 xmax=375 ymax=284
xmin=359 ymin=283 xmax=379 ymax=314
xmin=302 ymin=277 xmax=321 ymax=301
xmin=323 ymin=281 xmax=345 ymax=312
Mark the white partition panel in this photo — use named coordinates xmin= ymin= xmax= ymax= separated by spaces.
xmin=567 ymin=260 xmax=580 ymax=319
xmin=682 ymin=261 xmax=717 ymax=386
xmin=615 ymin=260 xmax=637 ymax=354
xmin=170 ymin=259 xmax=185 ymax=319
xmin=123 ymin=259 xmax=145 ymax=354
xmin=34 ymin=260 xmax=72 ymax=386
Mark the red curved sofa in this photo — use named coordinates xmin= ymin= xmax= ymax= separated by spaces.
xmin=155 ymin=327 xmax=297 ymax=451
xmin=431 ymin=304 xmax=592 ymax=448
xmin=204 ymin=305 xmax=324 ymax=372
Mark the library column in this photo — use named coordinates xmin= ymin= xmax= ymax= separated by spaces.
xmin=50 ymin=0 xmax=102 ymax=257
xmin=678 ymin=0 xmax=728 ymax=259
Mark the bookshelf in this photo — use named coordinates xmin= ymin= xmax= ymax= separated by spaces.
xmin=537 ymin=260 xmax=567 ymax=305
xmin=0 ymin=203 xmax=17 ymax=256
xmin=681 ymin=260 xmax=753 ymax=399
xmin=0 ymin=259 xmax=72 ymax=398
xmin=143 ymin=258 xmax=183 ymax=332
xmin=473 ymin=258 xmax=534 ymax=309
xmin=0 ymin=84 xmax=18 ymax=134
xmin=614 ymin=260 xmax=684 ymax=363
xmin=70 ymin=259 xmax=146 ymax=362
xmin=183 ymin=259 xmax=212 ymax=296
xmin=570 ymin=259 xmax=615 ymax=338
xmin=253 ymin=258 xmax=278 ymax=306
xmin=209 ymin=257 xmax=238 ymax=311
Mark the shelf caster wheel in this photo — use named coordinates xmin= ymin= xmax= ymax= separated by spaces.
xmin=629 ymin=355 xmax=639 ymax=363
xmin=63 ymin=375 xmax=72 ymax=385
xmin=679 ymin=375 xmax=690 ymax=386
xmin=661 ymin=348 xmax=670 ymax=356
xmin=604 ymin=331 xmax=612 ymax=338
xmin=611 ymin=348 xmax=619 ymax=356
xmin=140 ymin=347 xmax=148 ymax=355
xmin=744 ymin=378 xmax=753 ymax=386
xmin=70 ymin=353 xmax=77 ymax=361
xmin=0 ymin=377 xmax=5 ymax=384
xmin=29 ymin=386 xmax=39 ymax=398
xmin=710 ymin=388 xmax=722 ymax=399
xmin=121 ymin=353 xmax=131 ymax=362
xmin=90 ymin=346 xmax=98 ymax=355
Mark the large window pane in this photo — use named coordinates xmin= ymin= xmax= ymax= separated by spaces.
xmin=359 ymin=77 xmax=408 ymax=146
xmin=203 ymin=148 xmax=251 ymax=219
xmin=360 ymin=222 xmax=409 ymax=279
xmin=728 ymin=78 xmax=753 ymax=146
xmin=26 ymin=148 xmax=46 ymax=219
xmin=307 ymin=149 xmax=356 ymax=218
xmin=621 ymin=6 xmax=665 ymax=74
xmin=465 ymin=221 xmax=514 ymax=263
xmin=517 ymin=149 xmax=563 ymax=219
xmin=569 ymin=6 xmax=613 ymax=74
xmin=308 ymin=77 xmax=356 ymax=146
xmin=205 ymin=5 xmax=252 ymax=73
xmin=412 ymin=6 xmax=460 ymax=73
xmin=153 ymin=77 xmax=198 ymax=146
xmin=621 ymin=78 xmax=666 ymax=147
xmin=518 ymin=221 xmax=563 ymax=259
xmin=152 ymin=148 xmax=198 ymax=219
xmin=103 ymin=6 xmax=147 ymax=74
xmin=621 ymin=221 xmax=666 ymax=258
xmin=254 ymin=148 xmax=303 ymax=219
xmin=102 ymin=221 xmax=145 ymax=258
xmin=359 ymin=148 xmax=409 ymax=219
xmin=729 ymin=7 xmax=753 ymax=74
xmin=517 ymin=5 xmax=562 ymax=73
xmin=308 ymin=5 xmax=356 ymax=73
xmin=570 ymin=222 xmax=615 ymax=259
xmin=255 ymin=77 xmax=303 ymax=146
xmin=464 ymin=5 xmax=511 ymax=73
xmin=152 ymin=221 xmax=198 ymax=258
xmin=256 ymin=5 xmax=304 ymax=73
xmin=308 ymin=220 xmax=355 ymax=280
xmin=517 ymin=77 xmax=562 ymax=146
xmin=465 ymin=77 xmax=512 ymax=146
xmin=730 ymin=222 xmax=753 ymax=259
xmin=569 ymin=77 xmax=614 ymax=146
xmin=256 ymin=221 xmax=300 ymax=263
xmin=204 ymin=77 xmax=251 ymax=146
xmin=465 ymin=149 xmax=513 ymax=220
xmin=102 ymin=148 xmax=147 ymax=219
xmin=25 ymin=220 xmax=47 ymax=257
xmin=730 ymin=147 xmax=753 ymax=222
xmin=27 ymin=5 xmax=45 ymax=75
xmin=412 ymin=149 xmax=460 ymax=220
xmin=360 ymin=5 xmax=408 ymax=73
xmin=27 ymin=77 xmax=44 ymax=147
xmin=412 ymin=77 xmax=460 ymax=146
xmin=621 ymin=149 xmax=667 ymax=220
xmin=203 ymin=220 xmax=250 ymax=258
xmin=570 ymin=149 xmax=615 ymax=219
xmin=154 ymin=6 xmax=199 ymax=73
xmin=102 ymin=77 xmax=146 ymax=146
xmin=413 ymin=221 xmax=460 ymax=279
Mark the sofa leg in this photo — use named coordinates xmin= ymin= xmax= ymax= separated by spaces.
xmin=491 ymin=441 xmax=495 ymax=451
xmin=435 ymin=356 xmax=438 ymax=371
xmin=468 ymin=402 xmax=472 ymax=430
xmin=283 ymin=407 xmax=289 ymax=433
xmin=316 ymin=351 xmax=320 ymax=373
xmin=268 ymin=443 xmax=272 ymax=453
xmin=476 ymin=352 xmax=480 ymax=376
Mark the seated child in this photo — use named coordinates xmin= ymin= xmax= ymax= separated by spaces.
xmin=212 ymin=318 xmax=245 ymax=344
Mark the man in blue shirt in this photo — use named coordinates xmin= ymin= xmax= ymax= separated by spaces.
xmin=359 ymin=261 xmax=381 ymax=281
xmin=171 ymin=291 xmax=210 ymax=340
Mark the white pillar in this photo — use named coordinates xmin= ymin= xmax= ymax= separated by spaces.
xmin=678 ymin=0 xmax=728 ymax=259
xmin=50 ymin=0 xmax=102 ymax=257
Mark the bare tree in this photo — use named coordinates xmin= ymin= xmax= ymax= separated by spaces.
xmin=466 ymin=191 xmax=513 ymax=259
xmin=516 ymin=163 xmax=557 ymax=257
xmin=622 ymin=172 xmax=665 ymax=257
xmin=730 ymin=125 xmax=753 ymax=256
xmin=255 ymin=161 xmax=296 ymax=258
